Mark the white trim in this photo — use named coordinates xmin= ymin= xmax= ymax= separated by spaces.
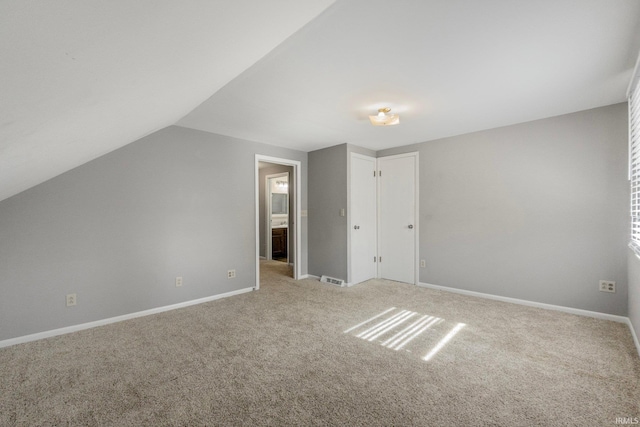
xmin=626 ymin=48 xmax=640 ymax=98
xmin=627 ymin=88 xmax=640 ymax=181
xmin=0 ymin=287 xmax=253 ymax=349
xmin=413 ymin=153 xmax=419 ymax=285
xmin=347 ymin=152 xmax=352 ymax=283
xmin=418 ymin=282 xmax=629 ymax=323
xmin=265 ymin=171 xmax=289 ymax=262
xmin=299 ymin=274 xmax=320 ymax=280
xmin=255 ymin=155 xmax=302 ymax=290
xmin=626 ymin=318 xmax=640 ymax=357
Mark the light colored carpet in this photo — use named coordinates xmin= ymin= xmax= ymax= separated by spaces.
xmin=1 ymin=260 xmax=639 ymax=426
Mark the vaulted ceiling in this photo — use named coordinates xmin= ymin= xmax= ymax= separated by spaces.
xmin=0 ymin=0 xmax=335 ymax=202
xmin=178 ymin=0 xmax=640 ymax=151
xmin=2 ymin=0 xmax=640 ymax=202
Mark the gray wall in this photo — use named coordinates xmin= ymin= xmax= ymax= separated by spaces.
xmin=258 ymin=164 xmax=294 ymax=259
xmin=0 ymin=126 xmax=308 ymax=341
xmin=628 ymin=250 xmax=640 ymax=337
xmin=308 ymin=144 xmax=348 ymax=280
xmin=307 ymin=143 xmax=376 ymax=281
xmin=379 ymin=103 xmax=629 ymax=315
xmin=347 ymin=144 xmax=376 ymax=158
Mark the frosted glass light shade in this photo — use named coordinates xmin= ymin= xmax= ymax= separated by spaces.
xmin=369 ymin=108 xmax=400 ymax=126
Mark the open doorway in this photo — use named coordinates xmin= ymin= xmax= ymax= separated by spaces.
xmin=266 ymin=172 xmax=289 ymax=263
xmin=255 ymin=155 xmax=301 ymax=290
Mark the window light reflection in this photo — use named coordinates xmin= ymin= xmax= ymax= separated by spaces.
xmin=343 ymin=307 xmax=396 ymax=334
xmin=344 ymin=307 xmax=465 ymax=362
xmin=356 ymin=310 xmax=409 ymax=339
xmin=422 ymin=323 xmax=466 ymax=361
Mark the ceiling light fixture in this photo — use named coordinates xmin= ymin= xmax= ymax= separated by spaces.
xmin=369 ymin=107 xmax=399 ymax=126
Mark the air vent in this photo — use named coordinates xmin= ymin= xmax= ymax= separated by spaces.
xmin=320 ymin=275 xmax=345 ymax=287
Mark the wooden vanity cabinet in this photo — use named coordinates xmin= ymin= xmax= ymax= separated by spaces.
xmin=272 ymin=228 xmax=287 ymax=259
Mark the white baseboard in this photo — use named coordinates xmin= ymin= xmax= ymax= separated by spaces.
xmin=259 ymin=256 xmax=266 ymax=260
xmin=0 ymin=287 xmax=254 ymax=349
xmin=627 ymin=318 xmax=640 ymax=357
xmin=418 ymin=282 xmax=628 ymax=323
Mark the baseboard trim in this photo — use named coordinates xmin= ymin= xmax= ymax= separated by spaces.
xmin=0 ymin=287 xmax=254 ymax=349
xmin=626 ymin=318 xmax=640 ymax=357
xmin=418 ymin=282 xmax=628 ymax=323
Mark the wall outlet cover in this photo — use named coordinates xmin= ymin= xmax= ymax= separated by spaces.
xmin=599 ymin=280 xmax=615 ymax=293
xmin=66 ymin=293 xmax=77 ymax=307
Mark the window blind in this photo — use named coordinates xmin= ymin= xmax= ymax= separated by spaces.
xmin=630 ymin=77 xmax=640 ymax=255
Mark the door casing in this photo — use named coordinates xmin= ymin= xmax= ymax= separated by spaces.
xmin=255 ymin=155 xmax=301 ymax=289
xmin=265 ymin=172 xmax=289 ymax=262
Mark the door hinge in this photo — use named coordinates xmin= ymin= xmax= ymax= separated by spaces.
xmin=379 ymin=256 xmax=382 ymax=262
xmin=379 ymin=170 xmax=382 ymax=176
xmin=374 ymin=256 xmax=376 ymax=262
xmin=373 ymin=170 xmax=376 ymax=177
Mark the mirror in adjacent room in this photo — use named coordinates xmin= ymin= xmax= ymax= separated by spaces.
xmin=272 ymin=193 xmax=288 ymax=215
xmin=268 ymin=174 xmax=289 ymax=263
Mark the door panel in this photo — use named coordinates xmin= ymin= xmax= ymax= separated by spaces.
xmin=350 ymin=154 xmax=377 ymax=285
xmin=378 ymin=154 xmax=417 ymax=284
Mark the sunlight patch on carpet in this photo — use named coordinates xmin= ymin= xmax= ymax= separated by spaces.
xmin=423 ymin=322 xmax=466 ymax=361
xmin=344 ymin=307 xmax=465 ymax=361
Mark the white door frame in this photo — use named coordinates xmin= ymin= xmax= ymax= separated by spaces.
xmin=377 ymin=151 xmax=420 ymax=284
xmin=255 ymin=155 xmax=302 ymax=289
xmin=265 ymin=171 xmax=289 ymax=262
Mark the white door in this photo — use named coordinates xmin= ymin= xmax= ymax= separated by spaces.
xmin=350 ymin=153 xmax=377 ymax=285
xmin=378 ymin=153 xmax=418 ymax=284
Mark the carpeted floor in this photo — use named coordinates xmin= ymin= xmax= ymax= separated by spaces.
xmin=1 ymin=260 xmax=639 ymax=426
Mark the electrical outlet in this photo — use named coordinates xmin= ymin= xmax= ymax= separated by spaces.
xmin=420 ymin=259 xmax=426 ymax=268
xmin=599 ymin=280 xmax=615 ymax=293
xmin=227 ymin=269 xmax=236 ymax=279
xmin=175 ymin=276 xmax=183 ymax=287
xmin=66 ymin=293 xmax=77 ymax=307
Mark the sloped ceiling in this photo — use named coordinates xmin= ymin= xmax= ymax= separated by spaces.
xmin=0 ymin=0 xmax=335 ymax=202
xmin=3 ymin=1 xmax=640 ymax=204
xmin=178 ymin=0 xmax=640 ymax=152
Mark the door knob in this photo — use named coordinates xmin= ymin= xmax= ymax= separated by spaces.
xmin=354 ymin=225 xmax=360 ymax=230
xmin=408 ymin=224 xmax=414 ymax=229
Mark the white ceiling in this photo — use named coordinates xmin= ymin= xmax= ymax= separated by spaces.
xmin=2 ymin=1 xmax=640 ymax=203
xmin=0 ymin=0 xmax=335 ymax=202
xmin=178 ymin=0 xmax=640 ymax=152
